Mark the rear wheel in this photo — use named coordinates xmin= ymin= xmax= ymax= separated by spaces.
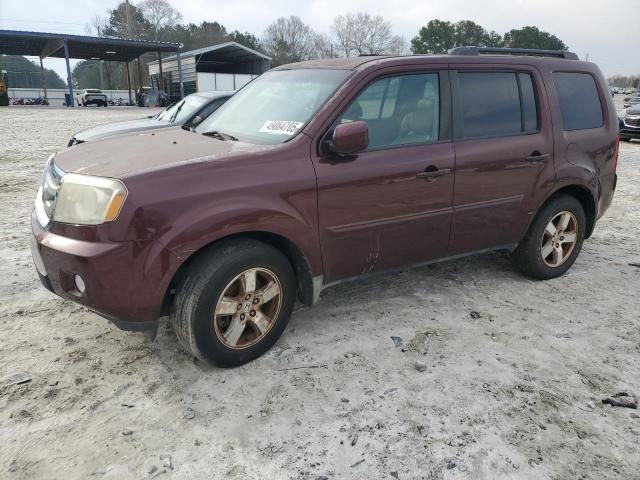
xmin=512 ymin=195 xmax=586 ymax=280
xmin=621 ymin=138 xmax=631 ymax=142
xmin=172 ymin=239 xmax=296 ymax=367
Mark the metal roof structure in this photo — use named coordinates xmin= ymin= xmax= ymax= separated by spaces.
xmin=148 ymin=41 xmax=271 ymax=66
xmin=0 ymin=29 xmax=184 ymax=105
xmin=0 ymin=29 xmax=181 ymax=63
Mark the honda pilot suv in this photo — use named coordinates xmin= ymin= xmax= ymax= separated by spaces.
xmin=32 ymin=47 xmax=618 ymax=367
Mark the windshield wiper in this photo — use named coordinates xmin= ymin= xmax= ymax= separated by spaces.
xmin=168 ymin=100 xmax=185 ymax=123
xmin=201 ymin=130 xmax=238 ymax=141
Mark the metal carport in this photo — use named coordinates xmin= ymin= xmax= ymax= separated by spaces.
xmin=0 ymin=30 xmax=183 ymax=106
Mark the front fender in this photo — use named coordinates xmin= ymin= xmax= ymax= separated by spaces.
xmin=159 ymin=202 xmax=322 ymax=276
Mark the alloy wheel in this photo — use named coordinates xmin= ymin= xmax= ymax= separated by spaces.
xmin=540 ymin=211 xmax=578 ymax=268
xmin=212 ymin=268 xmax=282 ymax=349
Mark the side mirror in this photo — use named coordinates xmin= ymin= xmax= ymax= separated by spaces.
xmin=330 ymin=121 xmax=368 ymax=156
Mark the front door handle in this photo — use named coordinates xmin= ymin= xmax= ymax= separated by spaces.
xmin=526 ymin=151 xmax=550 ymax=162
xmin=416 ymin=167 xmax=451 ymax=181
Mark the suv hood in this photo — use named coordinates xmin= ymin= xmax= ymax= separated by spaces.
xmin=74 ymin=118 xmax=173 ymax=142
xmin=55 ymin=128 xmax=274 ymax=178
xmin=626 ymin=104 xmax=640 ymax=115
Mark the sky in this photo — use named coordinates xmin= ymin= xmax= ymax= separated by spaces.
xmin=0 ymin=0 xmax=636 ymax=82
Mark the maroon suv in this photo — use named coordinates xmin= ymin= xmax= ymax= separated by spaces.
xmin=32 ymin=47 xmax=618 ymax=366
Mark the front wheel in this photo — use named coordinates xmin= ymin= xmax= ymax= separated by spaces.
xmin=172 ymin=239 xmax=296 ymax=367
xmin=512 ymin=195 xmax=586 ymax=280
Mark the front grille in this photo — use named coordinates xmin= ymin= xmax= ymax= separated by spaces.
xmin=624 ymin=115 xmax=640 ymax=128
xmin=35 ymin=156 xmax=65 ymax=227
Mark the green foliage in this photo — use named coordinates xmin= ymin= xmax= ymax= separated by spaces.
xmin=72 ymin=60 xmax=130 ymax=90
xmin=411 ymin=20 xmax=457 ymax=54
xmin=228 ymin=31 xmax=262 ymax=52
xmin=103 ymin=2 xmax=152 ymax=40
xmin=411 ymin=20 xmax=568 ymax=54
xmin=0 ymin=55 xmax=65 ymax=88
xmin=502 ymin=26 xmax=567 ymax=50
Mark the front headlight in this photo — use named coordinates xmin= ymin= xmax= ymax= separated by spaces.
xmin=53 ymin=174 xmax=127 ymax=225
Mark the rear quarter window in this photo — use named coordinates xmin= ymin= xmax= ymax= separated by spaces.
xmin=553 ymin=72 xmax=603 ymax=130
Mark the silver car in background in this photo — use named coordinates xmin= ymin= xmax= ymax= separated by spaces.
xmin=68 ymin=91 xmax=232 ymax=146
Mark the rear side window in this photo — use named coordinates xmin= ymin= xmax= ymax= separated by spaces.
xmin=519 ymin=73 xmax=538 ymax=132
xmin=553 ymin=72 xmax=603 ymax=130
xmin=456 ymin=72 xmax=539 ymax=138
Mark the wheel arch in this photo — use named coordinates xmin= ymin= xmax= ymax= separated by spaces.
xmin=540 ymin=184 xmax=597 ymax=239
xmin=161 ymin=231 xmax=318 ymax=317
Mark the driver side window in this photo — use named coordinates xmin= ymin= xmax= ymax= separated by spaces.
xmin=336 ymin=73 xmax=440 ymax=150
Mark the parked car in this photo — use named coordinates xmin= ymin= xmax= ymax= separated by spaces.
xmin=67 ymin=92 xmax=232 ymax=146
xmin=619 ymin=103 xmax=640 ymax=142
xmin=76 ymin=89 xmax=108 ymax=107
xmin=623 ymin=94 xmax=640 ymax=108
xmin=32 ymin=47 xmax=618 ymax=367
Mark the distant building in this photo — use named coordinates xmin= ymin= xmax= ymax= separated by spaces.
xmin=148 ymin=41 xmax=271 ymax=99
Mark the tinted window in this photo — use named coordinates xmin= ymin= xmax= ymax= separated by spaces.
xmin=337 ymin=73 xmax=440 ymax=149
xmin=458 ymin=72 xmax=522 ymax=137
xmin=519 ymin=73 xmax=538 ymax=132
xmin=553 ymin=72 xmax=603 ymax=130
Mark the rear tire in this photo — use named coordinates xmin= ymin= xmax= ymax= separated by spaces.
xmin=172 ymin=239 xmax=296 ymax=367
xmin=512 ymin=195 xmax=586 ymax=280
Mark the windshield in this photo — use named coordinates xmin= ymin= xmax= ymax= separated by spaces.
xmin=155 ymin=95 xmax=207 ymax=123
xmin=195 ymin=69 xmax=351 ymax=144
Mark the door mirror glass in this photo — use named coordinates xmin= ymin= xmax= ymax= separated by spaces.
xmin=331 ymin=121 xmax=369 ymax=155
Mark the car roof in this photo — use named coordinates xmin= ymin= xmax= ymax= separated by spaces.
xmin=274 ymin=53 xmax=595 ymax=73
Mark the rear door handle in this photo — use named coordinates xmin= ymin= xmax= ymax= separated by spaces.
xmin=416 ymin=168 xmax=451 ymax=180
xmin=526 ymin=151 xmax=550 ymax=162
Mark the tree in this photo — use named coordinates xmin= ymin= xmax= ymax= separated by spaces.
xmin=190 ymin=21 xmax=228 ymax=49
xmin=387 ymin=36 xmax=407 ymax=55
xmin=412 ymin=20 xmax=567 ymax=54
xmin=139 ymin=0 xmax=182 ymax=40
xmin=103 ymin=2 xmax=152 ymax=40
xmin=228 ymin=30 xmax=262 ymax=52
xmin=502 ymin=26 xmax=567 ymax=50
xmin=454 ymin=20 xmax=501 ymax=48
xmin=72 ymin=60 xmax=131 ymax=90
xmin=411 ymin=20 xmax=457 ymax=54
xmin=262 ymin=16 xmax=316 ymax=66
xmin=0 ymin=56 xmax=65 ymax=88
xmin=332 ymin=12 xmax=396 ymax=56
xmin=313 ymin=33 xmax=337 ymax=58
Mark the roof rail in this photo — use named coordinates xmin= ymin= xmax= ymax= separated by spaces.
xmin=448 ymin=46 xmax=579 ymax=60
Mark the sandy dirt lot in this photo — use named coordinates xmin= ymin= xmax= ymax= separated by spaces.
xmin=0 ymin=104 xmax=639 ymax=480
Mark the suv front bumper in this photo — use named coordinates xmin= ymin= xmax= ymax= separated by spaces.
xmin=31 ymin=212 xmax=179 ymax=333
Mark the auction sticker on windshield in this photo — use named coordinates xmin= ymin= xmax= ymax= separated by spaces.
xmin=259 ymin=120 xmax=304 ymax=135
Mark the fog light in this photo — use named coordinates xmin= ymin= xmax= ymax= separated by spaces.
xmin=74 ymin=274 xmax=86 ymax=294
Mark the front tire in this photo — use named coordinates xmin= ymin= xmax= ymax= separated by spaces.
xmin=512 ymin=195 xmax=586 ymax=280
xmin=172 ymin=239 xmax=296 ymax=367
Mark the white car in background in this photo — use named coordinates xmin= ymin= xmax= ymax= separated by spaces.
xmin=76 ymin=89 xmax=108 ymax=107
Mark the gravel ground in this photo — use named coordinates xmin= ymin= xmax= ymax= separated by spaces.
xmin=0 ymin=103 xmax=639 ymax=480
